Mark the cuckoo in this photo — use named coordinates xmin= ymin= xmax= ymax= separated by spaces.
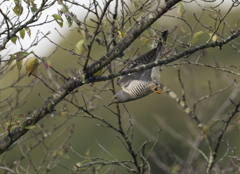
xmin=108 ymin=30 xmax=168 ymax=106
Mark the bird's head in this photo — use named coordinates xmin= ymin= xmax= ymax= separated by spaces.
xmin=108 ymin=90 xmax=132 ymax=106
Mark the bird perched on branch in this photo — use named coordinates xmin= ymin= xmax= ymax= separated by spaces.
xmin=108 ymin=30 xmax=168 ymax=106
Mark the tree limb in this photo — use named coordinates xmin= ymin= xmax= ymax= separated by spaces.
xmin=0 ymin=0 xmax=181 ymax=155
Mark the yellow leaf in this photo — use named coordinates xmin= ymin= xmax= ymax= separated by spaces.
xmin=52 ymin=150 xmax=63 ymax=158
xmin=75 ymin=39 xmax=85 ymax=55
xmin=141 ymin=38 xmax=150 ymax=47
xmin=212 ymin=35 xmax=217 ymax=42
xmin=61 ymin=111 xmax=68 ymax=118
xmin=61 ymin=107 xmax=68 ymax=117
xmin=177 ymin=2 xmax=185 ymax=17
xmin=171 ymin=164 xmax=181 ymax=173
xmin=93 ymin=68 xmax=103 ymax=77
xmin=25 ymin=57 xmax=39 ymax=77
xmin=75 ymin=162 xmax=82 ymax=168
xmin=85 ymin=149 xmax=90 ymax=157
xmin=179 ymin=27 xmax=187 ymax=35
xmin=118 ymin=31 xmax=125 ymax=39
xmin=13 ymin=4 xmax=23 ymax=16
xmin=209 ymin=33 xmax=217 ymax=42
xmin=192 ymin=31 xmax=204 ymax=45
xmin=25 ymin=28 xmax=31 ymax=38
xmin=236 ymin=15 xmax=240 ymax=26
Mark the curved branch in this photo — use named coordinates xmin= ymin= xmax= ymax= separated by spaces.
xmin=0 ymin=0 xmax=181 ymax=155
xmin=85 ymin=0 xmax=182 ymax=77
xmin=90 ymin=29 xmax=240 ymax=83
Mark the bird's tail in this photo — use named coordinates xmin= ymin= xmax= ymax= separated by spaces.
xmin=156 ymin=30 xmax=168 ymax=61
xmin=160 ymin=84 xmax=203 ymax=128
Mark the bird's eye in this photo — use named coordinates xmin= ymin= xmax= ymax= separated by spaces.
xmin=114 ymin=96 xmax=118 ymax=99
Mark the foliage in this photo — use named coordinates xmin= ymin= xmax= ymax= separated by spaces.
xmin=0 ymin=0 xmax=240 ymax=174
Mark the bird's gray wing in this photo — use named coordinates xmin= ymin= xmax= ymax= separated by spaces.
xmin=150 ymin=66 xmax=160 ymax=82
xmin=117 ymin=71 xmax=143 ymax=87
xmin=116 ymin=74 xmax=133 ymax=87
xmin=117 ymin=69 xmax=155 ymax=87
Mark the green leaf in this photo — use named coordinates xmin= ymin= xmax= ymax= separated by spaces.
xmin=9 ymin=125 xmax=18 ymax=132
xmin=20 ymin=29 xmax=25 ymax=39
xmin=16 ymin=59 xmax=23 ymax=70
xmin=61 ymin=6 xmax=68 ymax=13
xmin=4 ymin=122 xmax=10 ymax=128
xmin=8 ymin=51 xmax=29 ymax=66
xmin=192 ymin=31 xmax=204 ymax=45
xmin=31 ymin=6 xmax=38 ymax=13
xmin=23 ymin=0 xmax=30 ymax=5
xmin=52 ymin=14 xmax=63 ymax=28
xmin=13 ymin=4 xmax=23 ymax=16
xmin=14 ymin=0 xmax=20 ymax=5
xmin=19 ymin=120 xmax=28 ymax=127
xmin=16 ymin=52 xmax=30 ymax=61
xmin=133 ymin=1 xmax=139 ymax=8
xmin=23 ymin=0 xmax=36 ymax=7
xmin=11 ymin=36 xmax=17 ymax=44
xmin=66 ymin=16 xmax=73 ymax=27
xmin=22 ymin=124 xmax=37 ymax=130
xmin=8 ymin=55 xmax=16 ymax=65
xmin=25 ymin=28 xmax=31 ymax=38
xmin=41 ymin=57 xmax=47 ymax=62
xmin=30 ymin=0 xmax=37 ymax=7
xmin=83 ymin=89 xmax=102 ymax=99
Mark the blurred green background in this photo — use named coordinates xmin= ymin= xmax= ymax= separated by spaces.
xmin=1 ymin=2 xmax=240 ymax=173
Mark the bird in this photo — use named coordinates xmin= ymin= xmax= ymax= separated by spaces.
xmin=108 ymin=30 xmax=168 ymax=106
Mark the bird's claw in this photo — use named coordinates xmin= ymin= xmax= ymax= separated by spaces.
xmin=151 ymin=86 xmax=164 ymax=94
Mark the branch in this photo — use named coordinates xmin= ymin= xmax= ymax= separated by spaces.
xmin=90 ymin=29 xmax=240 ymax=83
xmin=85 ymin=0 xmax=182 ymax=77
xmin=0 ymin=0 xmax=181 ymax=155
xmin=1 ymin=0 xmax=239 ymax=156
xmin=0 ymin=0 xmax=57 ymax=51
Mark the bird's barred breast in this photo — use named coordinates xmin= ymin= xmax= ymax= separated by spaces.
xmin=129 ymin=80 xmax=154 ymax=99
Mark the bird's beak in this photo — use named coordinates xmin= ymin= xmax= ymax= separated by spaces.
xmin=108 ymin=100 xmax=115 ymax=107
